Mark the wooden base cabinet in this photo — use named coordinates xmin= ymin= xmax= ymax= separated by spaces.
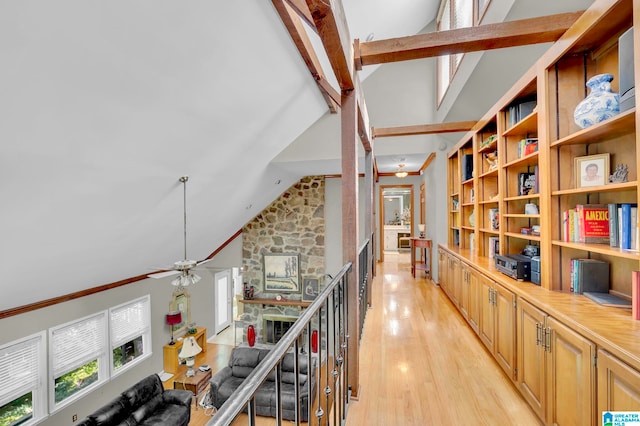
xmin=517 ymin=300 xmax=595 ymax=425
xmin=437 ymin=249 xmax=447 ymax=289
xmin=466 ymin=266 xmax=480 ymax=334
xmin=517 ymin=299 xmax=547 ymax=421
xmin=597 ymin=349 xmax=640 ymax=414
xmin=478 ymin=275 xmax=516 ymax=380
xmin=546 ymin=317 xmax=595 ymax=426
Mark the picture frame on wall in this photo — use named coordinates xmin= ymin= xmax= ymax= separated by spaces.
xmin=264 ymin=253 xmax=301 ymax=293
xmin=302 ymin=278 xmax=319 ymax=302
xmin=575 ymin=153 xmax=610 ymax=187
xmin=169 ymin=290 xmax=191 ymax=337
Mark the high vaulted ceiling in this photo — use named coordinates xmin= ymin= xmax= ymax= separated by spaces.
xmin=1 ymin=0 xmax=592 ymax=312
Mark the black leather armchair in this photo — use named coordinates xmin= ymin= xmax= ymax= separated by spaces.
xmin=77 ymin=373 xmax=192 ymax=426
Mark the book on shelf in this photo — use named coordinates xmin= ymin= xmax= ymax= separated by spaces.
xmin=462 ymin=154 xmax=474 ymax=181
xmin=518 ymin=138 xmax=538 ymax=158
xmin=562 ymin=208 xmax=577 ymax=242
xmin=620 ymin=203 xmax=638 ymax=250
xmin=489 ymin=208 xmax=499 ymax=230
xmin=488 ymin=236 xmax=499 ymax=259
xmin=575 ymin=204 xmax=609 ymax=244
xmin=569 ymin=258 xmax=609 ymax=294
xmin=633 ymin=271 xmax=640 ymax=320
xmin=508 ymin=99 xmax=536 ymax=127
xmin=518 ymin=172 xmax=536 ymax=196
xmin=608 ymin=203 xmax=620 ymax=248
xmin=583 ymin=291 xmax=632 ymax=309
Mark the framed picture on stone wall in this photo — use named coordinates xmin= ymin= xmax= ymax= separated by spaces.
xmin=264 ymin=253 xmax=301 ymax=293
xmin=302 ymin=278 xmax=319 ymax=301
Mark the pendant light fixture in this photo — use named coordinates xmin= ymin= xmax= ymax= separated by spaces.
xmin=395 ymin=164 xmax=408 ymax=178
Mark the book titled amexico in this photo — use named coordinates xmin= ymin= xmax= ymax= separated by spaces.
xmin=575 ymin=204 xmax=609 ymax=244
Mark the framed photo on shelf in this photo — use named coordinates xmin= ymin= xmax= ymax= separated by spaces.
xmin=263 ymin=253 xmax=301 ymax=293
xmin=169 ymin=290 xmax=190 ymax=337
xmin=575 ymin=153 xmax=609 ymax=187
xmin=302 ymin=278 xmax=319 ymax=301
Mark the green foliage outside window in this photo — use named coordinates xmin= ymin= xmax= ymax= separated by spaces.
xmin=0 ymin=392 xmax=33 ymax=426
xmin=113 ymin=336 xmax=143 ymax=370
xmin=54 ymin=359 xmax=98 ymax=403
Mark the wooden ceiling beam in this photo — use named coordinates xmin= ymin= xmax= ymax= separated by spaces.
xmin=421 ymin=152 xmax=436 ymax=172
xmin=306 ymin=0 xmax=355 ymax=91
xmin=373 ymin=121 xmax=477 ymax=138
xmin=272 ymin=0 xmax=339 ymax=113
xmin=356 ymin=11 xmax=583 ymax=66
xmin=283 ymin=0 xmax=316 ymax=32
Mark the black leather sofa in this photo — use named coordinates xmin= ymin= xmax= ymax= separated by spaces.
xmin=209 ymin=347 xmax=315 ymax=421
xmin=76 ymin=373 xmax=192 ymax=426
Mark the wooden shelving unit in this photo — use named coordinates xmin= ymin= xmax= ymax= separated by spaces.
xmin=443 ymin=0 xmax=640 ymax=423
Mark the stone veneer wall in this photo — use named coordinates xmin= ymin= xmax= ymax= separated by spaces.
xmin=241 ymin=176 xmax=325 ymax=344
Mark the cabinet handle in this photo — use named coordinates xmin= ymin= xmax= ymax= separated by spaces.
xmin=535 ymin=323 xmax=541 ymax=346
xmin=545 ymin=327 xmax=552 ymax=353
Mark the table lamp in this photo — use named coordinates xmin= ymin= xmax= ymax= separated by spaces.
xmin=418 ymin=224 xmax=426 ymax=238
xmin=179 ymin=336 xmax=202 ymax=377
xmin=166 ymin=311 xmax=182 ymax=345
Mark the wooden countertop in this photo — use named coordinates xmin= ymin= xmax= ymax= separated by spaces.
xmin=439 ymin=244 xmax=640 ymax=372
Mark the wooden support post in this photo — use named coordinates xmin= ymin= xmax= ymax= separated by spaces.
xmin=341 ymin=86 xmax=360 ymax=398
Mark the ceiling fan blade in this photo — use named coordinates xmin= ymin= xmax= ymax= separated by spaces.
xmin=147 ymin=270 xmax=181 ymax=279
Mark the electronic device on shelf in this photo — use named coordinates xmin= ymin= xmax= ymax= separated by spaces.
xmin=495 ymin=254 xmax=531 ymax=281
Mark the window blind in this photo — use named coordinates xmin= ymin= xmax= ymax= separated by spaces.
xmin=110 ymin=295 xmax=150 ymax=348
xmin=0 ymin=332 xmax=44 ymax=405
xmin=51 ymin=312 xmax=107 ymax=378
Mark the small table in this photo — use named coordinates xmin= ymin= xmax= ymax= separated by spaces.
xmin=410 ymin=237 xmax=432 ymax=278
xmin=173 ymin=369 xmax=212 ymax=411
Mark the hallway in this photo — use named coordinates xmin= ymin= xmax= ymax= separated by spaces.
xmin=345 ymin=252 xmax=541 ymax=425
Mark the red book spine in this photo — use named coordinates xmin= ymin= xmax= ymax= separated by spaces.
xmin=633 ymin=271 xmax=640 ymax=320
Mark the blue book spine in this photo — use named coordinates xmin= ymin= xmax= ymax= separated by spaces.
xmin=621 ymin=204 xmax=634 ymax=249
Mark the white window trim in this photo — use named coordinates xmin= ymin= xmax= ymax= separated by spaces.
xmin=48 ymin=311 xmax=108 ymax=413
xmin=109 ymin=295 xmax=152 ymax=378
xmin=0 ymin=331 xmax=48 ymax=426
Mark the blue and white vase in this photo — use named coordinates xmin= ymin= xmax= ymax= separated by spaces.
xmin=573 ymin=73 xmax=620 ymax=129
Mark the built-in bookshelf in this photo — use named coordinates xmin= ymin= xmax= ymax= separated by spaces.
xmin=446 ymin=0 xmax=637 ymax=300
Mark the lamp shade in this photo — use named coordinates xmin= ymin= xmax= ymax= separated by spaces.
xmin=166 ymin=311 xmax=182 ymax=326
xmin=418 ymin=224 xmax=425 ymax=233
xmin=179 ymin=336 xmax=202 ymax=359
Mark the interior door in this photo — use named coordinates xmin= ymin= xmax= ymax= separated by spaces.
xmin=214 ymin=269 xmax=233 ymax=334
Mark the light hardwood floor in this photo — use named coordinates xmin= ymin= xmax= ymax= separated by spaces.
xmin=180 ymin=252 xmax=541 ymax=425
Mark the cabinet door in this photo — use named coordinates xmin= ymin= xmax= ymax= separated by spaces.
xmin=479 ymin=275 xmax=495 ymax=351
xmin=459 ymin=266 xmax=470 ymax=320
xmin=597 ymin=349 xmax=640 ymax=413
xmin=546 ymin=317 xmax=595 ymax=426
xmin=467 ymin=268 xmax=480 ymax=334
xmin=450 ymin=258 xmax=460 ymax=307
xmin=493 ymin=283 xmax=516 ymax=380
xmin=517 ymin=299 xmax=547 ymax=422
xmin=438 ymin=250 xmax=447 ymax=289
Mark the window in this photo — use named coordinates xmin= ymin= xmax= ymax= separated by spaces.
xmin=437 ymin=0 xmax=490 ymax=104
xmin=109 ymin=295 xmax=151 ymax=376
xmin=49 ymin=312 xmax=108 ymax=411
xmin=0 ymin=332 xmax=47 ymax=426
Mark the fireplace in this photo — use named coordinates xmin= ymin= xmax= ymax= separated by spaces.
xmin=263 ymin=315 xmax=297 ymax=344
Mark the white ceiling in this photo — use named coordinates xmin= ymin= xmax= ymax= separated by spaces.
xmin=1 ymin=0 xmax=593 ymax=311
xmin=0 ymin=1 xmax=440 ymax=310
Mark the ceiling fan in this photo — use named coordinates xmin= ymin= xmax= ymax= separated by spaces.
xmin=147 ymin=176 xmax=203 ymax=288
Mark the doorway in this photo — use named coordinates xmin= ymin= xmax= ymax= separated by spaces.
xmin=379 ymin=185 xmax=414 ymax=263
xmin=213 ymin=269 xmax=233 ymax=335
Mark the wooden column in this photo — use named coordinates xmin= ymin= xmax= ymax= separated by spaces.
xmin=342 ymin=86 xmax=360 ymax=398
xmin=365 ymin=149 xmax=374 ymax=307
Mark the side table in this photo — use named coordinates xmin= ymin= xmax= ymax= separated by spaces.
xmin=173 ymin=369 xmax=212 ymax=411
xmin=410 ymin=237 xmax=432 ymax=278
